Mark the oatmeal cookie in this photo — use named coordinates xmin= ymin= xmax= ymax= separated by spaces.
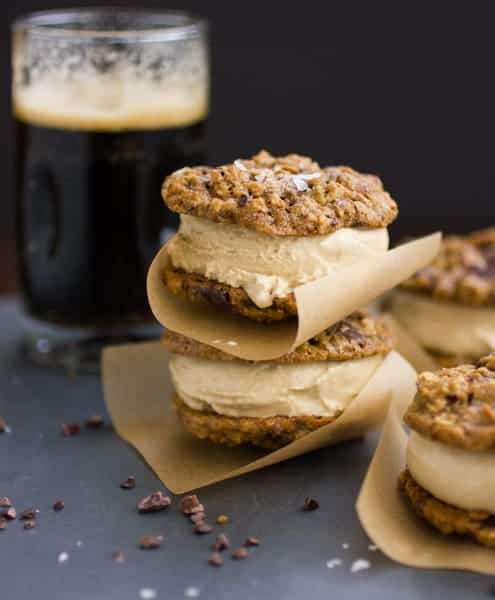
xmin=400 ymin=228 xmax=495 ymax=306
xmin=162 ymin=150 xmax=398 ymax=236
xmin=163 ymin=311 xmax=395 ymax=363
xmin=399 ymin=470 xmax=495 ymax=547
xmin=404 ymin=353 xmax=495 ymax=450
xmin=175 ymin=396 xmax=338 ymax=450
xmin=162 ymin=267 xmax=296 ymax=322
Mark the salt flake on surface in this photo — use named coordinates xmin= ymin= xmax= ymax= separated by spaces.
xmin=326 ymin=558 xmax=342 ymax=569
xmin=139 ymin=589 xmax=157 ymax=600
xmin=350 ymin=559 xmax=371 ymax=573
xmin=342 ymin=543 xmax=350 ymax=549
xmin=185 ymin=588 xmax=200 ymax=598
xmin=58 ymin=552 xmax=69 ymax=564
xmin=368 ymin=544 xmax=378 ymax=551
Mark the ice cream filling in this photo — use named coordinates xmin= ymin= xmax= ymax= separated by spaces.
xmin=169 ymin=353 xmax=383 ymax=418
xmin=407 ymin=431 xmax=495 ymax=513
xmin=391 ymin=291 xmax=495 ymax=358
xmin=167 ymin=215 xmax=389 ymax=308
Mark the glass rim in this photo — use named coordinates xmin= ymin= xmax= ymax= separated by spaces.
xmin=11 ymin=7 xmax=207 ymax=42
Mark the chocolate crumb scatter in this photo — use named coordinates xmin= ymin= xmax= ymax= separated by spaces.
xmin=23 ymin=520 xmax=36 ymax=530
xmin=216 ymin=514 xmax=229 ymax=525
xmin=208 ymin=552 xmax=223 ymax=567
xmin=0 ymin=497 xmax=12 ymax=508
xmin=113 ymin=551 xmax=125 ymax=563
xmin=194 ymin=522 xmax=213 ymax=535
xmin=3 ymin=507 xmax=16 ymax=520
xmin=303 ymin=497 xmax=320 ymax=512
xmin=137 ymin=491 xmax=171 ymax=513
xmin=139 ymin=535 xmax=163 ymax=549
xmin=120 ymin=476 xmax=136 ymax=490
xmin=85 ymin=415 xmax=104 ymax=429
xmin=0 ymin=418 xmax=7 ymax=433
xmin=20 ymin=509 xmax=36 ymax=520
xmin=188 ymin=504 xmax=205 ymax=515
xmin=0 ymin=518 xmax=7 ymax=530
xmin=212 ymin=534 xmax=230 ymax=552
xmin=62 ymin=423 xmax=81 ymax=437
xmin=190 ymin=512 xmax=206 ymax=524
xmin=245 ymin=537 xmax=260 ymax=547
xmin=180 ymin=494 xmax=201 ymax=515
xmin=232 ymin=547 xmax=249 ymax=560
xmin=53 ymin=500 xmax=65 ymax=512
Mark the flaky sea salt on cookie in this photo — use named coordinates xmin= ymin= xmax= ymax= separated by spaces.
xmin=163 ymin=312 xmax=395 ymax=449
xmin=389 ymin=228 xmax=495 ymax=365
xmin=400 ymin=353 xmax=495 ymax=547
xmin=161 ymin=151 xmax=398 ymax=320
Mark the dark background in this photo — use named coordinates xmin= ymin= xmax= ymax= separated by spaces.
xmin=2 ymin=0 xmax=495 ymax=293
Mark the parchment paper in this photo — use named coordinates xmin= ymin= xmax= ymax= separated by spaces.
xmin=102 ymin=343 xmax=416 ymax=494
xmin=147 ymin=234 xmax=441 ymax=361
xmin=357 ymin=370 xmax=495 ymax=575
xmin=381 ymin=314 xmax=438 ymax=372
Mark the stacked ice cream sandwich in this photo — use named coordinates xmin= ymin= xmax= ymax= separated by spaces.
xmin=390 ymin=228 xmax=495 ymax=366
xmin=160 ymin=150 xmax=399 ymax=448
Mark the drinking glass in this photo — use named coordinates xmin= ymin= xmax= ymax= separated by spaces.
xmin=12 ymin=9 xmax=209 ymax=371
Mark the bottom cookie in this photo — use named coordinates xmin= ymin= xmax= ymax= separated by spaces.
xmin=399 ymin=469 xmax=495 ymax=547
xmin=175 ymin=396 xmax=339 ymax=450
xmin=162 ymin=267 xmax=297 ymax=322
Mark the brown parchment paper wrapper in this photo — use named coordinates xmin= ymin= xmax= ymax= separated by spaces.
xmin=357 ymin=369 xmax=495 ymax=575
xmin=381 ymin=314 xmax=439 ymax=372
xmin=102 ymin=344 xmax=416 ymax=494
xmin=147 ymin=234 xmax=441 ymax=361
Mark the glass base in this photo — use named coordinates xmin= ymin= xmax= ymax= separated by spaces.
xmin=20 ymin=314 xmax=160 ymax=374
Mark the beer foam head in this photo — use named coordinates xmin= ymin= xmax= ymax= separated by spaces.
xmin=12 ymin=18 xmax=209 ymax=131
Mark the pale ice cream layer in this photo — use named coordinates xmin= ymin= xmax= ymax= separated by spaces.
xmin=167 ymin=215 xmax=389 ymax=308
xmin=390 ymin=291 xmax=495 ymax=358
xmin=169 ymin=354 xmax=383 ymax=418
xmin=407 ymin=431 xmax=495 ymax=513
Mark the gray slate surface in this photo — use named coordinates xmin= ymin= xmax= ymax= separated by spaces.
xmin=0 ymin=299 xmax=492 ymax=599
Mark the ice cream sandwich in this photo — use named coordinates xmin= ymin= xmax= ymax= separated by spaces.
xmin=164 ymin=311 xmax=395 ymax=449
xmin=400 ymin=353 xmax=495 ymax=547
xmin=161 ymin=150 xmax=398 ymax=322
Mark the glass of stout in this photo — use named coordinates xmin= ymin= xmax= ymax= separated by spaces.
xmin=12 ymin=9 xmax=209 ymax=371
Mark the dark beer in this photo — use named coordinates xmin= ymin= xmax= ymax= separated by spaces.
xmin=13 ymin=9 xmax=209 ymax=349
xmin=15 ymin=118 xmax=206 ymax=327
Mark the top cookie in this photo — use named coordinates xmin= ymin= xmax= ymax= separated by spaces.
xmin=400 ymin=228 xmax=495 ymax=306
xmin=404 ymin=353 xmax=495 ymax=450
xmin=161 ymin=150 xmax=398 ymax=236
xmin=162 ymin=311 xmax=394 ymax=364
